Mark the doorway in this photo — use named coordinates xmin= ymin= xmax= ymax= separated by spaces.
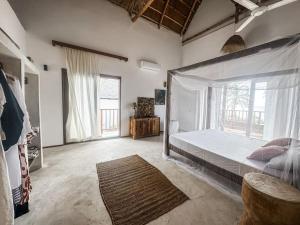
xmin=98 ymin=75 xmax=121 ymax=138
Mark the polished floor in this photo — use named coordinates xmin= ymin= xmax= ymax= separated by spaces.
xmin=16 ymin=135 xmax=243 ymax=225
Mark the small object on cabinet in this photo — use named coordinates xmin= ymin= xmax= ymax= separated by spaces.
xmin=131 ymin=102 xmax=137 ymax=118
xmin=129 ymin=116 xmax=160 ymax=139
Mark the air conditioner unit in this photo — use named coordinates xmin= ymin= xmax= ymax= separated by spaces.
xmin=139 ymin=60 xmax=161 ymax=72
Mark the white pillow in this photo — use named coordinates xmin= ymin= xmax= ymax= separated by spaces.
xmin=266 ymin=153 xmax=289 ymax=170
xmin=266 ymin=151 xmax=300 ymax=171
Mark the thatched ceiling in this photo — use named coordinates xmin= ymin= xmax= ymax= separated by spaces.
xmin=107 ymin=0 xmax=203 ymax=35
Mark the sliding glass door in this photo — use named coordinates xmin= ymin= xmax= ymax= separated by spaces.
xmin=98 ymin=75 xmax=121 ymax=138
xmin=222 ymin=81 xmax=267 ymax=139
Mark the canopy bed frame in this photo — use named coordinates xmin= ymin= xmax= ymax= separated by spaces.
xmin=163 ymin=33 xmax=300 ymax=185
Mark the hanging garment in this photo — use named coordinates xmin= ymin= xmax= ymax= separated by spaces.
xmin=5 ymin=145 xmax=22 ymax=194
xmin=0 ymin=70 xmax=24 ymax=151
xmin=0 ymin=70 xmax=30 ymax=217
xmin=0 ymin=144 xmax=14 ymax=225
xmin=0 ymin=85 xmax=14 ymax=225
xmin=8 ymin=77 xmax=33 ymax=205
xmin=8 ymin=76 xmax=33 ymax=141
xmin=0 ymin=70 xmax=23 ymax=201
xmin=18 ymin=144 xmax=31 ymax=204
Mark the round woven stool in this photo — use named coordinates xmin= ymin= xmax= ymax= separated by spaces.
xmin=239 ymin=173 xmax=300 ymax=225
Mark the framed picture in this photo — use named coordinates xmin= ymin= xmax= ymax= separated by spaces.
xmin=155 ymin=89 xmax=166 ymax=105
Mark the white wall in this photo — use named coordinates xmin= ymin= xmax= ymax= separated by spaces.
xmin=0 ymin=0 xmax=26 ymax=52
xmin=184 ymin=0 xmax=234 ymax=39
xmin=9 ymin=0 xmax=181 ymax=146
xmin=183 ymin=0 xmax=300 ymax=66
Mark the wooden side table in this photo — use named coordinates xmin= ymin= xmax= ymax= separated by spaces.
xmin=239 ymin=173 xmax=300 ymax=225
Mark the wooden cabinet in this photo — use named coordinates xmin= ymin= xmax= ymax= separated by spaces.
xmin=129 ymin=117 xmax=160 ymax=139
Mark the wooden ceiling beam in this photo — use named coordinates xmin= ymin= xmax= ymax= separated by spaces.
xmin=159 ymin=0 xmax=170 ymax=28
xmin=142 ymin=14 xmax=159 ymax=25
xmin=148 ymin=6 xmax=184 ymax=27
xmin=180 ymin=0 xmax=199 ymax=36
xmin=176 ymin=0 xmax=192 ymax=9
xmin=142 ymin=15 xmax=181 ymax=34
xmin=132 ymin=0 xmax=156 ymax=22
xmin=151 ymin=0 xmax=186 ymax=21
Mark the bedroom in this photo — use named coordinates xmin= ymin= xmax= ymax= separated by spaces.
xmin=0 ymin=0 xmax=299 ymax=225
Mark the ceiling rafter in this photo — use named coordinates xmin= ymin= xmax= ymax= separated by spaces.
xmin=132 ymin=0 xmax=156 ymax=22
xmin=176 ymin=0 xmax=193 ymax=9
xmin=159 ymin=0 xmax=170 ymax=28
xmin=151 ymin=1 xmax=187 ymax=21
xmin=107 ymin=0 xmax=203 ymax=35
xmin=148 ymin=5 xmax=183 ymax=27
xmin=142 ymin=14 xmax=179 ymax=34
xmin=181 ymin=0 xmax=201 ymax=36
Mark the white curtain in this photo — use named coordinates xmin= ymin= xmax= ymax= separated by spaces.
xmin=171 ymin=76 xmax=208 ymax=132
xmin=263 ymin=76 xmax=300 ymax=140
xmin=210 ymin=87 xmax=224 ymax=130
xmin=196 ymin=88 xmax=208 ymax=130
xmin=65 ymin=48 xmax=101 ymax=143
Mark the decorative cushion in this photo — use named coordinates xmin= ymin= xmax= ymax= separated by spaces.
xmin=263 ymin=138 xmax=292 ymax=147
xmin=266 ymin=153 xmax=290 ymax=170
xmin=247 ymin=145 xmax=287 ymax=161
xmin=266 ymin=151 xmax=300 ymax=171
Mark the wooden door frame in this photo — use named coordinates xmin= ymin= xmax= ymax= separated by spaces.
xmin=62 ymin=68 xmax=68 ymax=145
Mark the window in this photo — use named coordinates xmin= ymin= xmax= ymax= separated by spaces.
xmin=222 ymin=81 xmax=266 ymax=139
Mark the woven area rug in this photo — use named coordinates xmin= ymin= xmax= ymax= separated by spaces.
xmin=96 ymin=155 xmax=189 ymax=225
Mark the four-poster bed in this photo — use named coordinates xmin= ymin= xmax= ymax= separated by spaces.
xmin=164 ymin=33 xmax=300 ymax=186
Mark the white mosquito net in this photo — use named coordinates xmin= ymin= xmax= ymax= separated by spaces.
xmin=166 ymin=34 xmax=300 ymax=189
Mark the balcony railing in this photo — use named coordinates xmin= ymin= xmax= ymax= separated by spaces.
xmin=223 ymin=110 xmax=264 ymax=137
xmin=224 ymin=110 xmax=264 ymax=124
xmin=100 ymin=109 xmax=119 ymax=132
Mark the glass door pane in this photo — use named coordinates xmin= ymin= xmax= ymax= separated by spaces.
xmin=223 ymin=81 xmax=251 ymax=136
xmin=98 ymin=76 xmax=120 ymax=138
xmin=250 ymin=82 xmax=267 ymax=139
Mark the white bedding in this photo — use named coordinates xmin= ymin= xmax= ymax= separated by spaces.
xmin=169 ymin=129 xmax=268 ymax=176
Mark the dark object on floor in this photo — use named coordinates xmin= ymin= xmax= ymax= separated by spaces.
xmin=96 ymin=155 xmax=189 ymax=225
xmin=239 ymin=173 xmax=300 ymax=225
xmin=129 ymin=116 xmax=160 ymax=139
xmin=14 ymin=202 xmax=29 ymax=218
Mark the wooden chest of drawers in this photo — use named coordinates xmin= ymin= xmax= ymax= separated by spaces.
xmin=129 ymin=117 xmax=160 ymax=139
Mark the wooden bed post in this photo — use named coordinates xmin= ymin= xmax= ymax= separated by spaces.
xmin=164 ymin=71 xmax=172 ymax=156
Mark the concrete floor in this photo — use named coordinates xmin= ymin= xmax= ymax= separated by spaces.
xmin=16 ymin=135 xmax=243 ymax=225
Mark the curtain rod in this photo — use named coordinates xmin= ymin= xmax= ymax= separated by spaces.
xmin=172 ymin=33 xmax=300 ymax=73
xmin=52 ymin=40 xmax=128 ymax=62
